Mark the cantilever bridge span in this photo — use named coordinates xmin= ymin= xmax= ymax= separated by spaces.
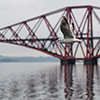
xmin=0 ymin=5 xmax=100 ymax=64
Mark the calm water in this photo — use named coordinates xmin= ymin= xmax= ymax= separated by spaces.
xmin=0 ymin=62 xmax=100 ymax=100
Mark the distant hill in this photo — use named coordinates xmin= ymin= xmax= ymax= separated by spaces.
xmin=0 ymin=55 xmax=60 ymax=62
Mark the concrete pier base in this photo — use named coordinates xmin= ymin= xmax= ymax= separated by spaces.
xmin=84 ymin=58 xmax=97 ymax=65
xmin=61 ymin=59 xmax=75 ymax=65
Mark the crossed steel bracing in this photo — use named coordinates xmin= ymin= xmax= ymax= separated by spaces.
xmin=0 ymin=5 xmax=100 ymax=60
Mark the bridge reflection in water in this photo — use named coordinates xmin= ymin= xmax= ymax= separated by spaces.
xmin=0 ymin=63 xmax=100 ymax=100
xmin=60 ymin=64 xmax=100 ymax=100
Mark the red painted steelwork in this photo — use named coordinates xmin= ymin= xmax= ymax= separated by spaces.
xmin=0 ymin=5 xmax=100 ymax=60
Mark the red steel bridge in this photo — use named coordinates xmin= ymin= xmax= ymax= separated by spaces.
xmin=0 ymin=5 xmax=100 ymax=64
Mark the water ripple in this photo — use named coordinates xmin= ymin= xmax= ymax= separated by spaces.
xmin=0 ymin=63 xmax=100 ymax=100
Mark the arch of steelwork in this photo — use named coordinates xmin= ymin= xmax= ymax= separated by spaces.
xmin=0 ymin=5 xmax=100 ymax=60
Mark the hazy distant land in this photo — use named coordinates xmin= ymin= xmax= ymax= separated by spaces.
xmin=0 ymin=55 xmax=60 ymax=62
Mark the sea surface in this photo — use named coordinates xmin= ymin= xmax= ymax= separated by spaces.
xmin=0 ymin=62 xmax=100 ymax=100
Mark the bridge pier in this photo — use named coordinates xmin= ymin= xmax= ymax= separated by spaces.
xmin=84 ymin=58 xmax=97 ymax=65
xmin=61 ymin=59 xmax=75 ymax=65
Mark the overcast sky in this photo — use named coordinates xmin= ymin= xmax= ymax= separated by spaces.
xmin=0 ymin=0 xmax=100 ymax=57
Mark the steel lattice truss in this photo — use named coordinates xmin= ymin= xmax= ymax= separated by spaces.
xmin=0 ymin=5 xmax=100 ymax=60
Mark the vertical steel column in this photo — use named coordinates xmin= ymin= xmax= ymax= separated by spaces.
xmin=87 ymin=7 xmax=90 ymax=58
xmin=66 ymin=8 xmax=73 ymax=58
xmin=64 ymin=8 xmax=69 ymax=58
xmin=90 ymin=7 xmax=94 ymax=57
xmin=87 ymin=6 xmax=94 ymax=58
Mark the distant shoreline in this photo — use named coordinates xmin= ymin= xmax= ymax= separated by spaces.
xmin=0 ymin=55 xmax=60 ymax=62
